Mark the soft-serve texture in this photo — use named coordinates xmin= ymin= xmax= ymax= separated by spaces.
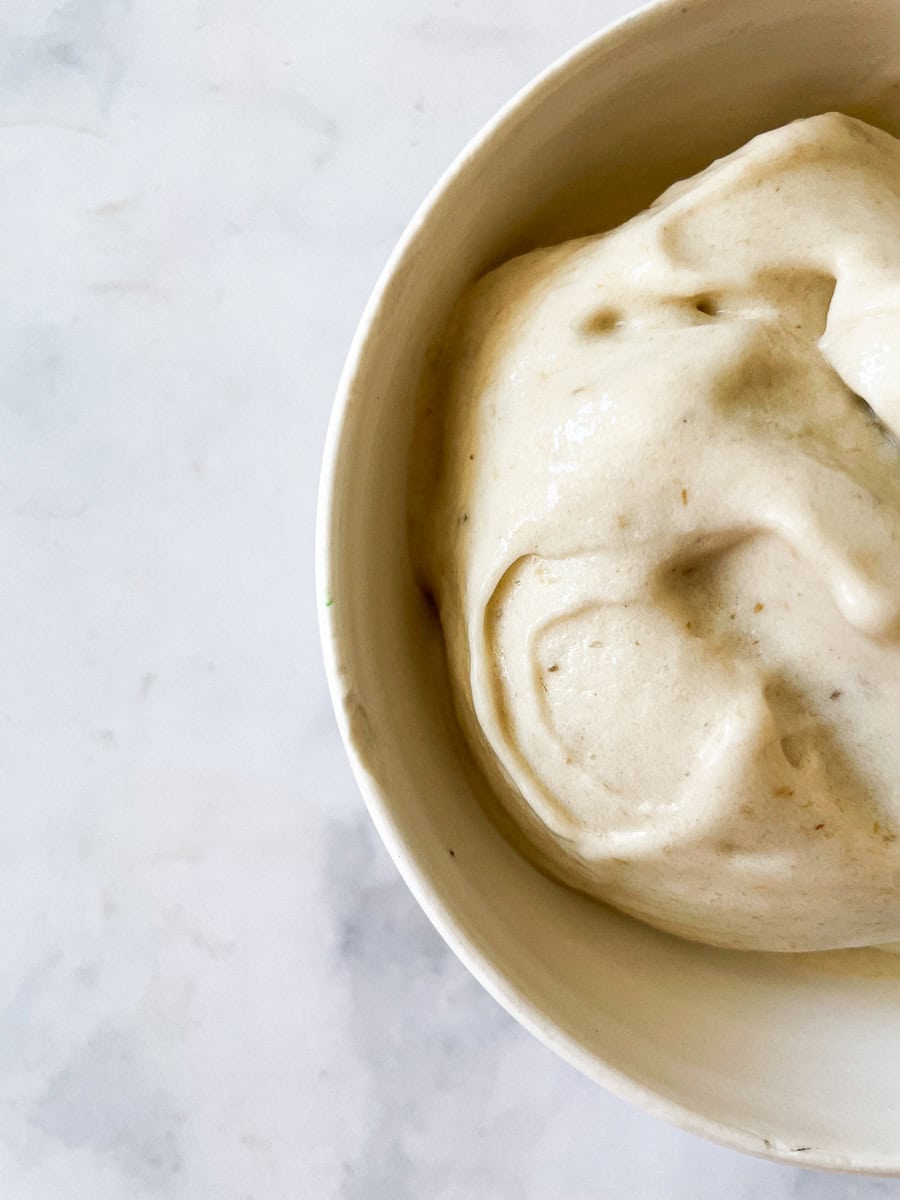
xmin=415 ymin=114 xmax=900 ymax=952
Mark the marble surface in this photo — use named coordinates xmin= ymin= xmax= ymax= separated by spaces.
xmin=2 ymin=2 xmax=899 ymax=1197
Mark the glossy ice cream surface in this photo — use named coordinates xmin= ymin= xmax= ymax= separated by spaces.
xmin=415 ymin=114 xmax=900 ymax=952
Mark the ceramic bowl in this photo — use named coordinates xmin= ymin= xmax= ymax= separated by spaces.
xmin=318 ymin=0 xmax=900 ymax=1172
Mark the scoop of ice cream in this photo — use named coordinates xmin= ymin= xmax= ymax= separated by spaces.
xmin=415 ymin=113 xmax=900 ymax=952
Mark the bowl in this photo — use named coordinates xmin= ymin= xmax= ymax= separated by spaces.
xmin=317 ymin=0 xmax=900 ymax=1172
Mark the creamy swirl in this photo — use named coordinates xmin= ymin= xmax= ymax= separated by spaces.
xmin=415 ymin=114 xmax=900 ymax=952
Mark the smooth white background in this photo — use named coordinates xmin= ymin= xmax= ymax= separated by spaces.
xmin=3 ymin=2 xmax=900 ymax=1197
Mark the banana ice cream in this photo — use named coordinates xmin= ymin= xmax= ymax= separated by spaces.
xmin=414 ymin=113 xmax=900 ymax=952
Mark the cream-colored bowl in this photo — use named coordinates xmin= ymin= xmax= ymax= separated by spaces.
xmin=318 ymin=0 xmax=900 ymax=1172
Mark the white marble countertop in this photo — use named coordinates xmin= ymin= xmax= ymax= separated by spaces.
xmin=3 ymin=2 xmax=899 ymax=1197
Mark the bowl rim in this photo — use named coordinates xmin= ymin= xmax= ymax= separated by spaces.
xmin=315 ymin=0 xmax=896 ymax=1175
